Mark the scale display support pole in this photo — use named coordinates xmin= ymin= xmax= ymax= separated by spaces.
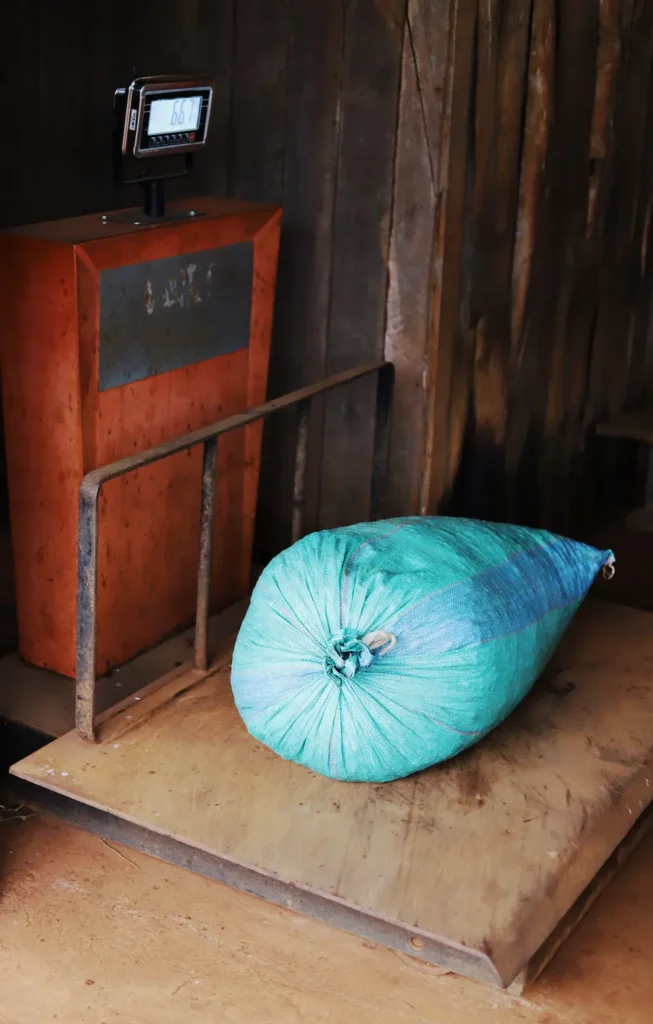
xmin=112 ymin=73 xmax=214 ymax=221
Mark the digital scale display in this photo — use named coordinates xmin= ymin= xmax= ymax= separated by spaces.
xmin=117 ymin=75 xmax=214 ymax=159
xmin=147 ymin=96 xmax=202 ymax=136
xmin=112 ymin=74 xmax=214 ymax=219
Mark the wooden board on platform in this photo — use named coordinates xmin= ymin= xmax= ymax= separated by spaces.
xmin=11 ymin=599 xmax=653 ymax=989
xmin=4 ymin=811 xmax=653 ymax=1023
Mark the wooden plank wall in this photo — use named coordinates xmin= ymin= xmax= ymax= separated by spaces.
xmin=0 ymin=0 xmax=414 ymax=570
xmin=420 ymin=0 xmax=653 ymax=536
xmin=248 ymin=0 xmax=410 ymax=552
xmin=1 ymin=0 xmax=652 ymax=644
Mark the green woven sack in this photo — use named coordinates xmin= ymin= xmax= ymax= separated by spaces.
xmin=231 ymin=518 xmax=613 ymax=783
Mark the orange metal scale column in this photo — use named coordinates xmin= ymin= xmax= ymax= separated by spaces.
xmin=1 ymin=197 xmax=281 ymax=678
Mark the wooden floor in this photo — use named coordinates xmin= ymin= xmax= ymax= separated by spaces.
xmin=11 ymin=598 xmax=653 ymax=989
xmin=0 ymin=809 xmax=652 ymax=1024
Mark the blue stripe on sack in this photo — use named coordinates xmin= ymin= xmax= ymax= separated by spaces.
xmin=389 ymin=538 xmax=611 ymax=656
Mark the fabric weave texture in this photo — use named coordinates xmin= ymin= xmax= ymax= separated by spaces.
xmin=231 ymin=517 xmax=613 ymax=783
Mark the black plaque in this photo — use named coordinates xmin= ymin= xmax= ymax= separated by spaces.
xmin=98 ymin=242 xmax=253 ymax=391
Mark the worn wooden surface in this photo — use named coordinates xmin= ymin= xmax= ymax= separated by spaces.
xmin=419 ymin=0 xmax=653 ymax=532
xmin=245 ymin=0 xmax=653 ymax=534
xmin=385 ymin=0 xmax=452 ymax=517
xmin=2 ymin=809 xmax=653 ymax=1024
xmin=421 ymin=0 xmax=476 ymax=515
xmin=12 ymin=599 xmax=653 ymax=988
xmin=467 ymin=0 xmax=533 ymax=521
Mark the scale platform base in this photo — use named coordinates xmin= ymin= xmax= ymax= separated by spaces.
xmin=9 ymin=599 xmax=653 ymax=991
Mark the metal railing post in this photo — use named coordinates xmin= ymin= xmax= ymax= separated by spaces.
xmin=194 ymin=438 xmax=218 ymax=672
xmin=75 ymin=480 xmax=101 ymax=742
xmin=73 ymin=360 xmax=392 ymax=742
xmin=291 ymin=400 xmax=310 ymax=544
xmin=371 ymin=362 xmax=395 ymax=521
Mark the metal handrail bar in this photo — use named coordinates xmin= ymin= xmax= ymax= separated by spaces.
xmin=76 ymin=359 xmax=394 ymax=740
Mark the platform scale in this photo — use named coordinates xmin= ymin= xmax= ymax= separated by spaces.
xmin=5 ymin=82 xmax=653 ymax=995
xmin=0 ymin=74 xmax=281 ymax=679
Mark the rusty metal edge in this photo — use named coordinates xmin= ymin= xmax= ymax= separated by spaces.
xmin=10 ymin=763 xmax=653 ymax=993
xmin=8 ymin=774 xmax=503 ymax=989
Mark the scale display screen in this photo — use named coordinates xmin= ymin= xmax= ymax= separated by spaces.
xmin=118 ymin=76 xmax=214 ymax=159
xmin=147 ymin=96 xmax=202 ymax=136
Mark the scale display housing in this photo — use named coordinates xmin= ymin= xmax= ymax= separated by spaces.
xmin=117 ymin=75 xmax=214 ymax=160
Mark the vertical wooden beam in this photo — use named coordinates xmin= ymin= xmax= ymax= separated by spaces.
xmin=462 ymin=0 xmax=533 ymax=521
xmin=407 ymin=0 xmax=653 ymax=534
xmin=255 ymin=0 xmax=345 ymax=558
xmin=421 ymin=0 xmax=477 ymax=514
xmin=583 ymin=0 xmax=653 ymax=520
xmin=384 ymin=0 xmax=454 ymax=517
xmin=625 ymin=104 xmax=653 ymax=409
xmin=586 ymin=0 xmax=621 ymax=240
xmin=627 ymin=76 xmax=653 ymax=407
xmin=553 ymin=0 xmax=622 ymax=528
xmin=229 ymin=0 xmax=290 ymax=204
xmin=510 ymin=0 xmax=554 ymax=355
xmin=228 ymin=0 xmax=290 ymax=562
xmin=504 ymin=0 xmax=554 ymax=524
xmin=319 ymin=0 xmax=407 ymax=530
xmin=182 ymin=0 xmax=235 ymax=198
xmin=528 ymin=2 xmax=600 ymax=529
xmin=586 ymin=0 xmax=653 ymax=425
